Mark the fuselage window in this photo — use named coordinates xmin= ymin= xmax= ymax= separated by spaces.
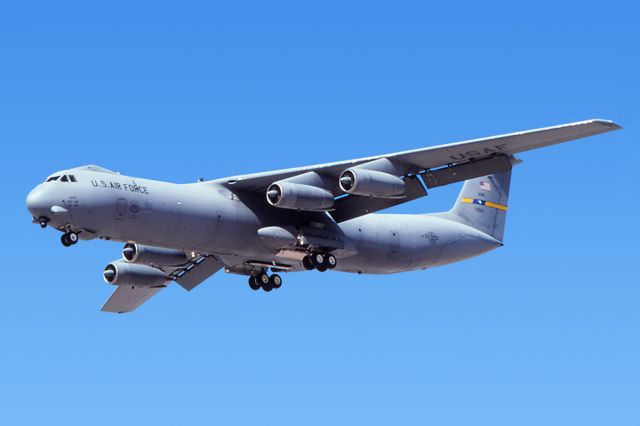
xmin=61 ymin=175 xmax=69 ymax=182
xmin=69 ymin=175 xmax=77 ymax=182
xmin=46 ymin=176 xmax=60 ymax=182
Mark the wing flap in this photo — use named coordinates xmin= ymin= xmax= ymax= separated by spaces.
xmin=174 ymin=256 xmax=224 ymax=291
xmin=101 ymin=285 xmax=165 ymax=314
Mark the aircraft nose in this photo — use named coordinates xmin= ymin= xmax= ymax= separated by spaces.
xmin=26 ymin=186 xmax=51 ymax=217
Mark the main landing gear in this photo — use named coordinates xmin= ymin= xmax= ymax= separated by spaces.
xmin=246 ymin=252 xmax=337 ymax=293
xmin=302 ymin=253 xmax=337 ymax=272
xmin=248 ymin=272 xmax=283 ymax=292
xmin=61 ymin=232 xmax=79 ymax=247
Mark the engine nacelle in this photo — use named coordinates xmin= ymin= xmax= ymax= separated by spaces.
xmin=122 ymin=242 xmax=188 ymax=266
xmin=103 ymin=261 xmax=169 ymax=287
xmin=339 ymin=168 xmax=405 ymax=198
xmin=266 ymin=182 xmax=334 ymax=211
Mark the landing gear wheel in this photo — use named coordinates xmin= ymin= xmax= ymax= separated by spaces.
xmin=326 ymin=254 xmax=337 ymax=269
xmin=270 ymin=274 xmax=282 ymax=289
xmin=248 ymin=276 xmax=261 ymax=291
xmin=61 ymin=232 xmax=78 ymax=247
xmin=257 ymin=272 xmax=270 ymax=286
xmin=302 ymin=255 xmax=314 ymax=270
xmin=310 ymin=253 xmax=329 ymax=272
xmin=262 ymin=281 xmax=274 ymax=292
xmin=61 ymin=234 xmax=71 ymax=247
xmin=38 ymin=217 xmax=48 ymax=228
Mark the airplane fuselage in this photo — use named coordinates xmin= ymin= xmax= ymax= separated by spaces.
xmin=27 ymin=167 xmax=500 ymax=275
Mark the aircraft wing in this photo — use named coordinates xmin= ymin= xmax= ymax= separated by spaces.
xmin=101 ymin=255 xmax=224 ymax=313
xmin=101 ymin=285 xmax=165 ymax=313
xmin=215 ymin=119 xmax=620 ymax=221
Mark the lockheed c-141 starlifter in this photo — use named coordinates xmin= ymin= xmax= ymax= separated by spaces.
xmin=26 ymin=119 xmax=620 ymax=312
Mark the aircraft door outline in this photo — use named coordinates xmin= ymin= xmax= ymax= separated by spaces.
xmin=115 ymin=198 xmax=127 ymax=220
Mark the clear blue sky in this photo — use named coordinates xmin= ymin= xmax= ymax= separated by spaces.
xmin=1 ymin=1 xmax=638 ymax=425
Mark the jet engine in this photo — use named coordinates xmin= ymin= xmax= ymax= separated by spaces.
xmin=122 ymin=242 xmax=188 ymax=266
xmin=339 ymin=168 xmax=405 ymax=198
xmin=266 ymin=182 xmax=334 ymax=211
xmin=103 ymin=261 xmax=169 ymax=287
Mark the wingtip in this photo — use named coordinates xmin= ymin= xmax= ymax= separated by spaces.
xmin=591 ymin=118 xmax=622 ymax=130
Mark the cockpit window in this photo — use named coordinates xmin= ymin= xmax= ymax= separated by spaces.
xmin=44 ymin=174 xmax=77 ymax=183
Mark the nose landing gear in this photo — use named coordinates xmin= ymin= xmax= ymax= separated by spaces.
xmin=61 ymin=232 xmax=79 ymax=247
xmin=35 ymin=216 xmax=79 ymax=247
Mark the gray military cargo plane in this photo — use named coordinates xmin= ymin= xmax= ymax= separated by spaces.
xmin=26 ymin=119 xmax=620 ymax=313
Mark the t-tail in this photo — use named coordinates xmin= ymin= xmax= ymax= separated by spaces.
xmin=435 ymin=157 xmax=519 ymax=243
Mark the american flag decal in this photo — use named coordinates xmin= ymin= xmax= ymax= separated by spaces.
xmin=479 ymin=181 xmax=492 ymax=191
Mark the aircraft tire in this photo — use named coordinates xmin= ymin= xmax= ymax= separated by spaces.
xmin=326 ymin=254 xmax=337 ymax=269
xmin=61 ymin=234 xmax=72 ymax=247
xmin=262 ymin=281 xmax=274 ymax=292
xmin=270 ymin=274 xmax=282 ymax=289
xmin=257 ymin=272 xmax=270 ymax=286
xmin=302 ymin=256 xmax=314 ymax=270
xmin=248 ymin=276 xmax=261 ymax=291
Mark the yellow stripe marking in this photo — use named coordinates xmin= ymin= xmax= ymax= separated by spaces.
xmin=460 ymin=197 xmax=508 ymax=211
xmin=485 ymin=201 xmax=508 ymax=211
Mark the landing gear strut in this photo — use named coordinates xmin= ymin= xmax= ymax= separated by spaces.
xmin=61 ymin=232 xmax=79 ymax=247
xmin=248 ymin=272 xmax=282 ymax=292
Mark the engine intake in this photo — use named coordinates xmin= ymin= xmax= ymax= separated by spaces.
xmin=339 ymin=168 xmax=405 ymax=198
xmin=103 ymin=261 xmax=168 ymax=287
xmin=266 ymin=182 xmax=334 ymax=211
xmin=122 ymin=242 xmax=188 ymax=266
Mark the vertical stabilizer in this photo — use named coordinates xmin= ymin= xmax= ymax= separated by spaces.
xmin=439 ymin=159 xmax=516 ymax=243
